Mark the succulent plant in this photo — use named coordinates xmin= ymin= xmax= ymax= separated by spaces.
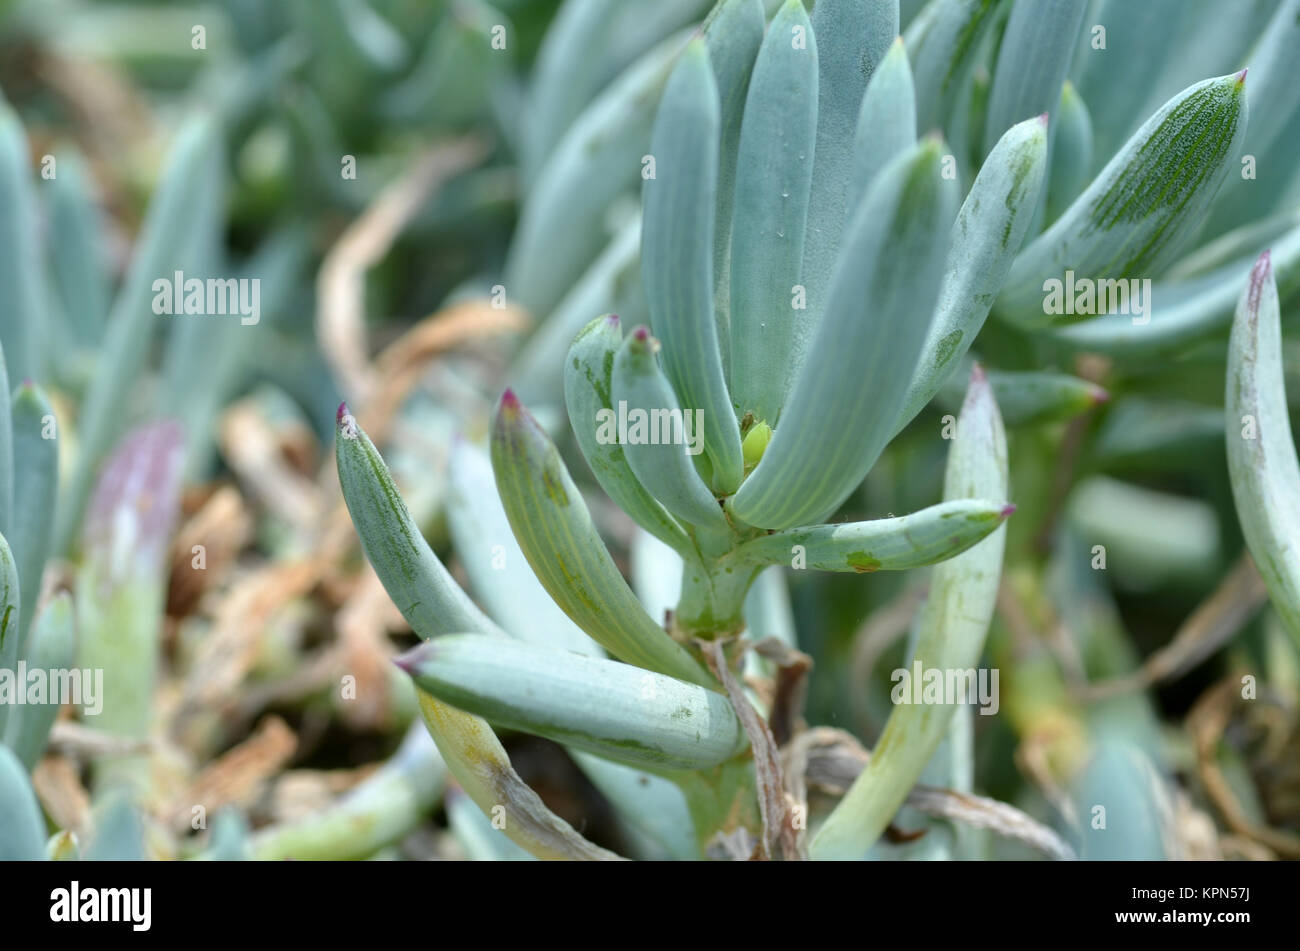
xmin=1 ymin=0 xmax=1299 ymax=866
xmin=336 ymin=0 xmax=1037 ymax=859
xmin=335 ymin=0 xmax=1300 ymax=861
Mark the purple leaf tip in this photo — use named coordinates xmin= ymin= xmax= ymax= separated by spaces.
xmin=1247 ymin=249 xmax=1272 ymax=313
xmin=393 ymin=641 xmax=435 ymax=675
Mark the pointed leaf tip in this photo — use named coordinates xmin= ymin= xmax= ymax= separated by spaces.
xmin=1249 ymin=248 xmax=1273 ymax=304
xmin=1037 ymin=112 xmax=1050 ymax=126
xmin=337 ymin=403 xmax=357 ymax=439
xmin=1000 ymin=503 xmax=1017 ymax=518
xmin=1236 ymin=68 xmax=1248 ymax=88
xmin=393 ymin=642 xmax=433 ymax=674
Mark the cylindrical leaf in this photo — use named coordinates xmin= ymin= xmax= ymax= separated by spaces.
xmin=800 ymin=0 xmax=898 ymax=341
xmin=10 ymin=382 xmax=59 ymax=656
xmin=1226 ymin=251 xmax=1300 ymax=638
xmin=729 ymin=499 xmax=1012 ymax=572
xmin=611 ymin=327 xmax=729 ymax=532
xmin=491 ymin=390 xmax=714 ymax=686
xmin=732 ymin=139 xmax=958 ymax=529
xmin=445 ymin=438 xmax=601 ymax=655
xmin=0 ymin=745 xmax=45 ymax=860
xmin=849 ymin=36 xmax=916 ymax=212
xmin=812 ymin=366 xmax=1009 ymax=859
xmin=981 ymin=0 xmax=1086 ymax=156
xmin=642 ymin=38 xmax=744 ymax=493
xmin=335 ymin=405 xmax=506 ymax=641
xmin=0 ymin=102 xmax=45 ymax=383
xmin=728 ymin=0 xmax=819 ymax=427
xmin=0 ymin=531 xmax=20 ymax=739
xmin=1045 ymin=81 xmax=1093 ymax=225
xmin=3 ymin=594 xmax=75 ymax=770
xmin=895 ymin=114 xmax=1049 ymax=432
xmin=562 ymin=314 xmax=690 ymax=552
xmin=398 ymin=636 xmax=744 ymax=771
xmin=996 ymin=72 xmax=1248 ymax=329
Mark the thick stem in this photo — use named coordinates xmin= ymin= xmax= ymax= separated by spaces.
xmin=672 ymin=525 xmax=762 ymax=642
xmin=666 ymin=760 xmax=761 ymax=856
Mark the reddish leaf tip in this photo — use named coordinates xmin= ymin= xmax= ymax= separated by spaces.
xmin=1036 ymin=112 xmax=1049 ymax=127
xmin=393 ymin=641 xmax=435 ymax=675
xmin=999 ymin=504 xmax=1017 ymax=519
xmin=337 ymin=401 xmax=350 ymax=423
xmin=1247 ymin=248 xmax=1272 ymax=314
xmin=1235 ymin=67 xmax=1248 ymax=87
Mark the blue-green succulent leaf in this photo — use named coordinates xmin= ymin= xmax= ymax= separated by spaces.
xmin=1226 ymin=251 xmax=1300 ymax=639
xmin=563 ymin=315 xmax=691 ymax=552
xmin=1048 ymin=219 xmax=1300 ymax=354
xmin=0 ymin=532 xmax=20 ymax=740
xmin=3 ymin=594 xmax=75 ymax=770
xmin=55 ymin=116 xmax=224 ymax=556
xmin=446 ymin=439 xmax=602 ymax=656
xmin=705 ymin=0 xmax=766 ymax=378
xmin=642 ymin=38 xmax=744 ymax=493
xmin=1045 ymin=81 xmax=1093 ymax=225
xmin=995 ymin=72 xmax=1248 ymax=329
xmin=399 ymin=636 xmax=744 ymax=771
xmin=732 ymin=138 xmax=958 ymax=530
xmin=491 ymin=390 xmax=714 ymax=687
xmin=729 ymin=0 xmax=819 ymax=426
xmin=907 ymin=0 xmax=1004 ymax=136
xmin=936 ymin=367 xmax=1108 ymax=427
xmin=0 ymin=745 xmax=46 ymax=860
xmin=800 ymin=0 xmax=898 ymax=348
xmin=729 ymin=498 xmax=1012 ymax=572
xmin=812 ymin=366 xmax=1008 ymax=859
xmin=507 ymin=34 xmax=682 ymax=319
xmin=48 ymin=149 xmax=110 ymax=344
xmin=895 ymin=114 xmax=1048 ymax=432
xmin=611 ymin=328 xmax=729 ymax=532
xmin=981 ymin=0 xmax=1086 ymax=156
xmin=335 ymin=407 xmax=506 ymax=640
xmin=0 ymin=101 xmax=45 ymax=383
xmin=850 ymin=36 xmax=916 ymax=212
